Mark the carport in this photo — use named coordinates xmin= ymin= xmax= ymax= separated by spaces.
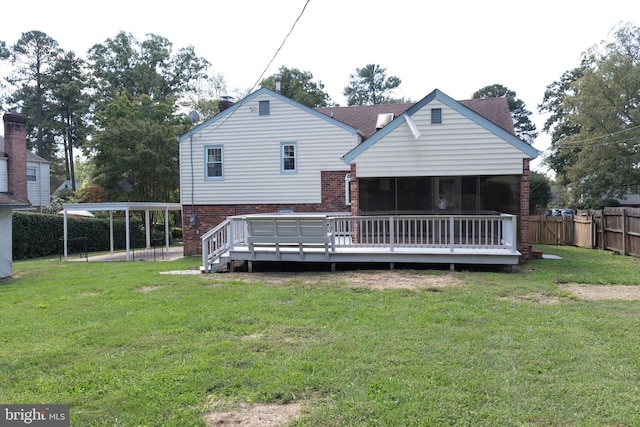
xmin=61 ymin=202 xmax=183 ymax=261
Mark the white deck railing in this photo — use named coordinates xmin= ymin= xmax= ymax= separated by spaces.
xmin=202 ymin=214 xmax=518 ymax=271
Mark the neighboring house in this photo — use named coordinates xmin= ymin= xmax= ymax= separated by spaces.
xmin=26 ymin=151 xmax=50 ymax=211
xmin=180 ymin=88 xmax=539 ymax=259
xmin=0 ymin=113 xmax=30 ymax=279
xmin=0 ymin=136 xmax=50 ymax=212
xmin=51 ymin=179 xmax=80 ymax=197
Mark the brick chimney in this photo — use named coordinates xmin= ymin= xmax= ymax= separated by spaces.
xmin=219 ymin=96 xmax=234 ymax=112
xmin=3 ymin=113 xmax=29 ymax=204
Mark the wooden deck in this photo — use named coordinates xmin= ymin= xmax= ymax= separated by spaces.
xmin=201 ymin=214 xmax=521 ymax=272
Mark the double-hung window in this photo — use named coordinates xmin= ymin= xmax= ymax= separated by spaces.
xmin=205 ymin=146 xmax=223 ymax=179
xmin=281 ymin=142 xmax=297 ymax=173
xmin=27 ymin=167 xmax=37 ymax=182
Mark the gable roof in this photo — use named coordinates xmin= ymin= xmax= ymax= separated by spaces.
xmin=316 ymin=97 xmax=516 ymax=140
xmin=180 ymin=87 xmax=359 ymax=142
xmin=315 ymin=103 xmax=414 ymax=139
xmin=26 ymin=151 xmax=49 ymax=164
xmin=342 ymin=89 xmax=539 ymax=163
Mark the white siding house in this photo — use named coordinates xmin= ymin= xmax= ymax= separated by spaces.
xmin=180 ymin=88 xmax=360 ymax=254
xmin=180 ymin=88 xmax=539 ymax=258
xmin=346 ymin=98 xmax=535 ymax=177
xmin=26 ymin=152 xmax=50 ymax=211
xmin=180 ymin=88 xmax=359 ymax=206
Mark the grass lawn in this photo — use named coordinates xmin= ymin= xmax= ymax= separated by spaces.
xmin=1 ymin=245 xmax=640 ymax=426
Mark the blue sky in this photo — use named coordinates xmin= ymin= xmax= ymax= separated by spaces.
xmin=1 ymin=0 xmax=639 ymax=174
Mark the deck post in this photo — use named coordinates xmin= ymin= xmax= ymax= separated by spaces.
xmin=449 ymin=215 xmax=455 ymax=252
xmin=389 ymin=216 xmax=395 ymax=252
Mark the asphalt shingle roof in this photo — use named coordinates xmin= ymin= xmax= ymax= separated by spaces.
xmin=316 ymin=97 xmax=515 ymax=140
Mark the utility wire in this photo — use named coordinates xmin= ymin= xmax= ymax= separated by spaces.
xmin=554 ymin=124 xmax=640 ymax=149
xmin=197 ymin=0 xmax=311 ymax=136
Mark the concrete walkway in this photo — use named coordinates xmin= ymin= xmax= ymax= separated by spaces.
xmin=70 ymin=248 xmax=184 ymax=262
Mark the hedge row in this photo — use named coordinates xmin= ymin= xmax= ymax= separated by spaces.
xmin=12 ymin=212 xmax=147 ymax=260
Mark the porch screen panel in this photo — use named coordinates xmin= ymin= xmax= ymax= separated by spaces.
xmin=360 ymin=177 xmax=396 ymax=214
xmin=479 ymin=175 xmax=520 ymax=214
xmin=397 ymin=177 xmax=433 ymax=214
xmin=461 ymin=176 xmax=479 ymax=213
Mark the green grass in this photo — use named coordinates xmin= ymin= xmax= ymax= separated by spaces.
xmin=1 ymin=246 xmax=640 ymax=426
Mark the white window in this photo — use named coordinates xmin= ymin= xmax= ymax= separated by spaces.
xmin=27 ymin=167 xmax=37 ymax=182
xmin=281 ymin=142 xmax=297 ymax=173
xmin=205 ymin=146 xmax=223 ymax=179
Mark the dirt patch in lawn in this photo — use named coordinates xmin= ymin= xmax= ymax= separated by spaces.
xmin=135 ymin=284 xmax=165 ymax=293
xmin=220 ymin=270 xmax=465 ymax=290
xmin=559 ymin=284 xmax=640 ymax=300
xmin=204 ymin=402 xmax=304 ymax=426
xmin=501 ymin=293 xmax=561 ymax=304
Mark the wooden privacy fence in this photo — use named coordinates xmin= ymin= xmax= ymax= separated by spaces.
xmin=530 ymin=207 xmax=640 ymax=258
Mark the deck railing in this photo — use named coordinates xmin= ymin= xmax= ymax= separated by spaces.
xmin=202 ymin=213 xmax=518 ymax=271
xmin=331 ymin=214 xmax=517 ymax=251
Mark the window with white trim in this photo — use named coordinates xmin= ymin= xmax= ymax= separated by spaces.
xmin=281 ymin=142 xmax=297 ymax=173
xmin=205 ymin=146 xmax=223 ymax=179
xmin=27 ymin=167 xmax=37 ymax=182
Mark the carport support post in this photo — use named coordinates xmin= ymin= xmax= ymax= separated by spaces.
xmin=63 ymin=211 xmax=68 ymax=260
xmin=109 ymin=211 xmax=114 ymax=254
xmin=145 ymin=210 xmax=151 ymax=249
xmin=125 ymin=207 xmax=131 ymax=261
xmin=165 ymin=207 xmax=170 ymax=254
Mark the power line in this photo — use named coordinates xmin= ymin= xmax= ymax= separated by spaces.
xmin=196 ymin=0 xmax=311 ymax=137
xmin=551 ymin=124 xmax=640 ymax=149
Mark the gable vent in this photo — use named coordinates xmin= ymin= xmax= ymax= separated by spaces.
xmin=375 ymin=113 xmax=394 ymax=130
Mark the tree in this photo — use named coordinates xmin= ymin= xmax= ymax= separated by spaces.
xmin=538 ymin=66 xmax=586 ymax=185
xmin=90 ymin=94 xmax=186 ymax=202
xmin=540 ymin=23 xmax=640 ymax=205
xmin=261 ymin=66 xmax=331 ymax=108
xmin=87 ymin=32 xmax=210 ymax=201
xmin=6 ymin=30 xmax=61 ymax=157
xmin=529 ymin=172 xmax=552 ymax=214
xmin=0 ymin=40 xmax=8 ymax=60
xmin=49 ymin=51 xmax=91 ymax=191
xmin=87 ymin=31 xmax=210 ymax=107
xmin=472 ymin=84 xmax=538 ymax=144
xmin=181 ymin=72 xmax=228 ymax=121
xmin=343 ymin=64 xmax=401 ymax=105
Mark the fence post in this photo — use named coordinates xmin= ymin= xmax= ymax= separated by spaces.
xmin=622 ymin=208 xmax=628 ymax=256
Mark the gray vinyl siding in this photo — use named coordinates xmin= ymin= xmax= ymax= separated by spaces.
xmin=181 ymin=92 xmax=358 ymax=205
xmin=355 ymin=100 xmax=527 ymax=178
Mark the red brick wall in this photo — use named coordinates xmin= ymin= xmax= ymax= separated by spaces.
xmin=3 ymin=113 xmax=28 ymax=204
xmin=519 ymin=159 xmax=532 ymax=260
xmin=183 ymin=170 xmax=351 ymax=255
xmin=349 ymin=164 xmax=359 ymax=216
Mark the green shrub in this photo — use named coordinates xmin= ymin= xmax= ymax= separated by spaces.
xmin=12 ymin=212 xmax=145 ymax=260
xmin=171 ymin=227 xmax=182 ymax=240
